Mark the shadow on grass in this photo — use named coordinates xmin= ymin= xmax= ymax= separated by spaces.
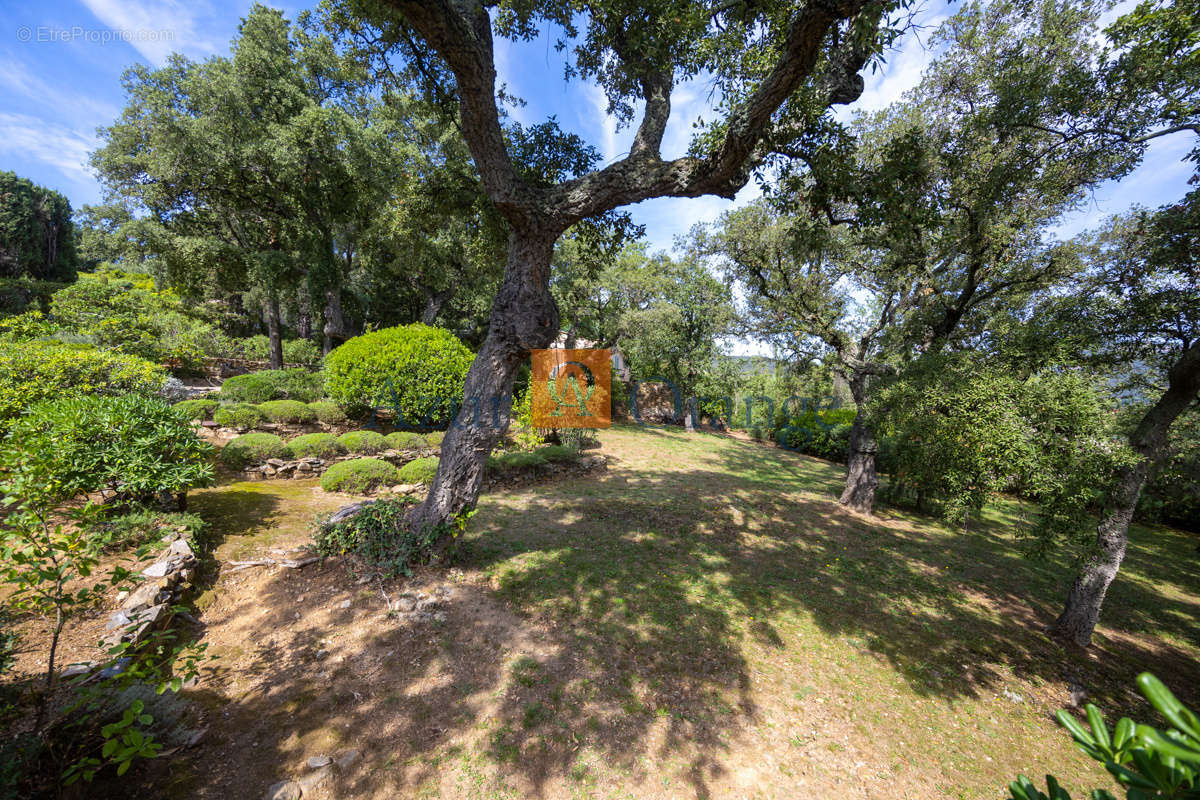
xmin=109 ymin=427 xmax=1199 ymax=800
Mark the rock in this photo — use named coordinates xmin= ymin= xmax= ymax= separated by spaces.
xmin=264 ymin=780 xmax=302 ymax=800
xmin=306 ymin=755 xmax=332 ymax=769
xmin=201 ymin=420 xmax=220 ymax=428
xmin=122 ymin=582 xmax=162 ymax=612
xmin=394 ymin=595 xmax=417 ymax=613
xmin=266 ymin=458 xmax=286 ymax=467
xmin=170 ymin=539 xmax=194 ymax=558
xmin=298 ymin=768 xmax=329 ymax=792
xmin=99 ymin=658 xmax=131 ymax=679
xmin=338 ymin=599 xmax=351 ymax=609
xmin=116 ymin=590 xmax=129 ymax=603
xmin=142 ymin=561 xmax=173 ymax=578
xmin=334 ymin=749 xmax=360 ymax=770
xmin=397 ymin=484 xmax=419 ymax=494
xmin=1003 ymin=689 xmax=1024 ymax=704
xmin=432 ymin=611 xmax=447 ymax=623
xmin=61 ymin=662 xmax=95 ymax=678
xmin=105 ymin=611 xmax=132 ymax=631
xmin=1069 ymin=682 xmax=1087 ymax=707
xmin=263 ymin=465 xmax=278 ymax=477
xmin=296 ymin=462 xmax=312 ymax=473
xmin=186 ymin=727 xmax=208 ymax=748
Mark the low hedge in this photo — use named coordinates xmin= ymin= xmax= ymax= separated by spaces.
xmin=307 ymin=400 xmax=348 ymax=425
xmin=220 ymin=368 xmax=324 ymax=403
xmin=424 ymin=431 xmax=445 ymax=446
xmin=397 ymin=456 xmax=439 ymax=485
xmin=257 ymin=399 xmax=317 ymax=424
xmin=537 ymin=444 xmax=577 ymax=462
xmin=488 ymin=451 xmax=546 ymax=470
xmin=175 ymin=398 xmax=218 ymax=421
xmin=213 ymin=403 xmax=264 ymax=429
xmin=286 ymin=432 xmax=346 ymax=459
xmin=337 ymin=430 xmax=389 ymax=454
xmin=320 ymin=458 xmax=399 ymax=494
xmin=386 ymin=431 xmax=426 ymax=450
xmin=220 ymin=433 xmax=288 ymax=469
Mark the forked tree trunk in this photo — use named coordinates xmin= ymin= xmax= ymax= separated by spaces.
xmin=265 ymin=294 xmax=284 ymax=369
xmin=408 ymin=229 xmax=559 ymax=537
xmin=1050 ymin=341 xmax=1200 ymax=646
xmin=840 ymin=410 xmax=879 ymax=512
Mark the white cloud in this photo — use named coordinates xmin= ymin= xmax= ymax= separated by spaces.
xmin=0 ymin=112 xmax=98 ymax=184
xmin=586 ymin=82 xmax=620 ymax=164
xmin=78 ymin=0 xmax=219 ymax=65
xmin=0 ymin=58 xmax=119 ymax=124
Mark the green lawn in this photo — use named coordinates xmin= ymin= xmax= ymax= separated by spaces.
xmin=457 ymin=424 xmax=1200 ymax=798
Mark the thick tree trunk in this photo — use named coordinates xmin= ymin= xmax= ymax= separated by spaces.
xmin=839 ymin=410 xmax=879 ymax=512
xmin=421 ymin=287 xmax=454 ymax=326
xmin=323 ymin=289 xmax=346 ymax=355
xmin=265 ymin=294 xmax=284 ymax=369
xmin=1050 ymin=341 xmax=1200 ymax=646
xmin=839 ymin=370 xmax=879 ymax=512
xmin=408 ymin=228 xmax=559 ymax=537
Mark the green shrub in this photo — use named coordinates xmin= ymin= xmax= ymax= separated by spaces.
xmin=386 ymin=431 xmax=426 ymax=450
xmin=234 ymin=335 xmax=322 ymax=366
xmin=487 ymin=450 xmax=546 ymax=471
xmin=286 ymin=433 xmax=346 ymax=459
xmin=536 ymin=444 xmax=578 ymax=463
xmin=314 ymin=497 xmax=445 ymax=577
xmin=0 ymin=340 xmax=165 ymax=424
xmin=424 ymin=430 xmax=446 ymax=446
xmin=220 ymin=368 xmax=323 ymax=403
xmin=397 ymin=456 xmax=439 ymax=485
xmin=1007 ymin=673 xmax=1198 ymax=800
xmin=257 ymin=399 xmax=317 ymax=424
xmin=337 ymin=430 xmax=388 ymax=454
xmin=90 ymin=510 xmax=205 ymax=552
xmin=174 ymin=398 xmax=218 ymax=421
xmin=213 ymin=403 xmax=264 ymax=429
xmin=2 ymin=394 xmax=213 ymax=507
xmin=0 ymin=310 xmax=59 ymax=341
xmin=324 ymin=324 xmax=473 ymax=423
xmin=220 ymin=433 xmax=288 ymax=469
xmin=320 ymin=458 xmax=399 ymax=493
xmin=307 ymin=400 xmax=348 ymax=425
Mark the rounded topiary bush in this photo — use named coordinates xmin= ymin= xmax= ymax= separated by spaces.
xmin=320 ymin=458 xmax=400 ymax=494
xmin=257 ymin=399 xmax=317 ymax=424
xmin=324 ymin=324 xmax=474 ymax=424
xmin=386 ymin=431 xmax=426 ymax=450
xmin=213 ymin=403 xmax=264 ymax=429
xmin=337 ymin=430 xmax=389 ymax=454
xmin=397 ymin=456 xmax=439 ymax=485
xmin=286 ymin=432 xmax=346 ymax=459
xmin=487 ymin=450 xmax=546 ymax=471
xmin=424 ymin=430 xmax=445 ymax=446
xmin=221 ymin=368 xmax=324 ymax=403
xmin=175 ymin=398 xmax=218 ymax=421
xmin=221 ymin=433 xmax=288 ymax=469
xmin=307 ymin=400 xmax=348 ymax=425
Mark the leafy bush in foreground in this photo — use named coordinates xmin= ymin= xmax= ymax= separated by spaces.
xmin=337 ymin=430 xmax=389 ymax=454
xmin=220 ymin=433 xmax=288 ymax=469
xmin=397 ymin=456 xmax=439 ymax=485
xmin=89 ymin=510 xmax=205 ymax=552
xmin=0 ymin=340 xmax=166 ymax=425
xmin=257 ymin=399 xmax=316 ymax=424
xmin=320 ymin=458 xmax=399 ymax=493
xmin=324 ymin=324 xmax=473 ymax=423
xmin=213 ymin=403 xmax=264 ymax=429
xmin=220 ymin=368 xmax=323 ymax=403
xmin=307 ymin=400 xmax=348 ymax=425
xmin=174 ymin=398 xmax=218 ymax=421
xmin=1008 ymin=673 xmax=1198 ymax=800
xmin=286 ymin=433 xmax=345 ymax=459
xmin=314 ymin=497 xmax=443 ymax=577
xmin=2 ymin=394 xmax=213 ymax=508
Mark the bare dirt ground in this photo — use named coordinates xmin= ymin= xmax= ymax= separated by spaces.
xmin=9 ymin=425 xmax=1199 ymax=799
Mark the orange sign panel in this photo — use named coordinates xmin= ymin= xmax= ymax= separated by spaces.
xmin=530 ymin=348 xmax=612 ymax=428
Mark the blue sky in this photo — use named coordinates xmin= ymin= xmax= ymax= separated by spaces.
xmin=0 ymin=0 xmax=1194 ymax=353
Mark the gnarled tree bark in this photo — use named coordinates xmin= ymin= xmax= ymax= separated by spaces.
xmin=1050 ymin=340 xmax=1200 ymax=646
